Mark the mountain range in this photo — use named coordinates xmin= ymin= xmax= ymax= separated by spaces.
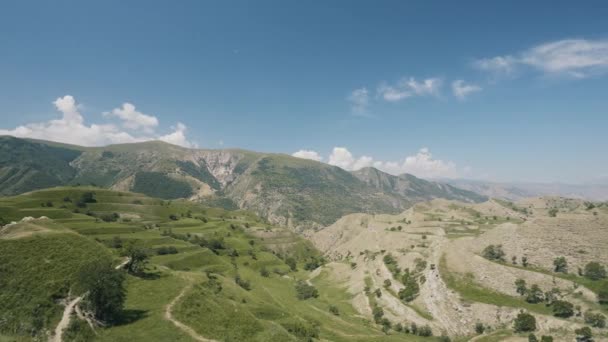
xmin=0 ymin=136 xmax=485 ymax=230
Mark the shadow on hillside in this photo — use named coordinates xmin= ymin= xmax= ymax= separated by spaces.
xmin=135 ymin=270 xmax=161 ymax=280
xmin=115 ymin=309 xmax=148 ymax=326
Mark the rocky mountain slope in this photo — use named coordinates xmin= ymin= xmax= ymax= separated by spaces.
xmin=0 ymin=136 xmax=486 ymax=229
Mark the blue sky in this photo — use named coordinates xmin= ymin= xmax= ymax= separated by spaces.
xmin=0 ymin=0 xmax=607 ymax=183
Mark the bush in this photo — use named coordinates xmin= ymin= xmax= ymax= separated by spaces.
xmin=295 ymin=281 xmax=318 ymax=300
xmin=100 ymin=213 xmax=120 ymax=222
xmin=584 ymin=310 xmax=606 ymax=328
xmin=475 ymin=322 xmax=485 ymax=334
xmin=540 ymin=337 xmax=553 ymax=342
xmin=525 ymin=284 xmax=544 ymax=304
xmin=260 ymin=267 xmax=270 ymax=277
xmin=528 ymin=334 xmax=538 ymax=342
xmin=515 ymin=278 xmax=527 ymax=295
xmin=599 ymin=283 xmax=608 ymax=304
xmin=551 ymin=300 xmax=574 ymax=318
xmin=286 ymin=257 xmax=297 ymax=271
xmin=574 ymin=327 xmax=593 ymax=342
xmin=122 ymin=243 xmax=149 ymax=275
xmin=280 ymin=319 xmax=319 ymax=341
xmin=235 ymin=275 xmax=251 ymax=291
xmin=584 ymin=261 xmax=606 ymax=280
xmin=328 ymin=305 xmax=339 ymax=316
xmin=372 ymin=306 xmax=384 ymax=323
xmin=417 ymin=325 xmax=433 ymax=337
xmin=553 ymin=257 xmax=568 ymax=273
xmin=513 ymin=311 xmax=536 ymax=332
xmin=169 ymin=214 xmax=179 ymax=221
xmin=156 ymin=246 xmax=178 ymax=255
xmin=482 ymin=244 xmax=505 ymax=261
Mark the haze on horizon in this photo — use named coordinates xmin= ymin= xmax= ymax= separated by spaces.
xmin=0 ymin=0 xmax=607 ymax=184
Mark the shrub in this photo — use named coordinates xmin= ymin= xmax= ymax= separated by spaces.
xmin=260 ymin=267 xmax=270 ymax=277
xmin=540 ymin=337 xmax=553 ymax=342
xmin=295 ymin=281 xmax=318 ymax=300
xmin=328 ymin=305 xmax=339 ymax=316
xmin=584 ymin=261 xmax=606 ymax=280
xmin=286 ymin=257 xmax=297 ymax=271
xmin=515 ymin=278 xmax=527 ymax=295
xmin=551 ymin=300 xmax=574 ymax=318
xmin=584 ymin=310 xmax=606 ymax=328
xmin=156 ymin=246 xmax=178 ymax=255
xmin=528 ymin=334 xmax=538 ymax=342
xmin=475 ymin=322 xmax=485 ymax=334
xmin=525 ymin=284 xmax=544 ymax=304
xmin=548 ymin=208 xmax=558 ymax=217
xmin=280 ymin=319 xmax=319 ymax=341
xmin=513 ymin=311 xmax=536 ymax=332
xmin=122 ymin=243 xmax=149 ymax=275
xmin=482 ymin=244 xmax=505 ymax=261
xmin=372 ymin=306 xmax=384 ymax=323
xmin=417 ymin=324 xmax=433 ymax=337
xmin=574 ymin=327 xmax=592 ymax=342
xmin=100 ymin=213 xmax=120 ymax=222
xmin=598 ymin=283 xmax=608 ymax=304
xmin=235 ymin=275 xmax=252 ymax=291
xmin=169 ymin=214 xmax=179 ymax=221
xmin=553 ymin=257 xmax=568 ymax=273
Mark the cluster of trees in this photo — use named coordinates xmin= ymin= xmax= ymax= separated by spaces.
xmin=234 ymin=274 xmax=251 ymax=291
xmin=382 ymin=253 xmax=422 ymax=303
xmin=514 ymin=279 xmax=576 ymax=317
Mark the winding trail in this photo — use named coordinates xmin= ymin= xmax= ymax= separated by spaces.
xmin=52 ymin=296 xmax=83 ymax=342
xmin=164 ymin=283 xmax=218 ymax=342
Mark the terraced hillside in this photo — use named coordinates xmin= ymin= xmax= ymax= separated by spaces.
xmin=0 ymin=136 xmax=486 ymax=230
xmin=310 ymin=197 xmax=608 ymax=341
xmin=0 ymin=187 xmax=438 ymax=342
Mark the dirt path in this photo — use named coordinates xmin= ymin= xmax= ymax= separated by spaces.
xmin=164 ymin=283 xmax=218 ymax=342
xmin=52 ymin=296 xmax=83 ymax=342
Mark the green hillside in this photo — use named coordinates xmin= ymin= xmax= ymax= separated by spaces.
xmin=0 ymin=188 xmax=433 ymax=341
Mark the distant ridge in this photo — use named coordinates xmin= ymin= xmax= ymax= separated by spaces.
xmin=0 ymin=136 xmax=487 ymax=229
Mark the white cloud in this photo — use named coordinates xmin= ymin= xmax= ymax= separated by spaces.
xmin=328 ymin=147 xmax=373 ymax=170
xmin=105 ymin=102 xmax=159 ymax=132
xmin=0 ymin=95 xmax=196 ymax=148
xmin=376 ymin=77 xmax=442 ymax=102
xmin=474 ymin=38 xmax=608 ymax=78
xmin=377 ymin=83 xmax=411 ymax=102
xmin=292 ymin=150 xmax=323 ymax=162
xmin=159 ymin=122 xmax=196 ymax=148
xmin=452 ymin=80 xmax=482 ymax=100
xmin=319 ymin=146 xmax=460 ymax=178
xmin=347 ymin=88 xmax=370 ymax=115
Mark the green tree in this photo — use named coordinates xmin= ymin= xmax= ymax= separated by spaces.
xmin=123 ymin=242 xmax=149 ymax=275
xmin=551 ymin=300 xmax=574 ymax=318
xmin=76 ymin=260 xmax=126 ymax=323
xmin=328 ymin=305 xmax=339 ymax=316
xmin=540 ymin=336 xmax=553 ymax=342
xmin=513 ymin=311 xmax=536 ymax=332
xmin=528 ymin=334 xmax=538 ymax=342
xmin=584 ymin=261 xmax=606 ymax=280
xmin=553 ymin=257 xmax=568 ymax=273
xmin=260 ymin=266 xmax=270 ymax=277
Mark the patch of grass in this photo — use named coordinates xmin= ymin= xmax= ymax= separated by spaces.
xmin=439 ymin=255 xmax=553 ymax=316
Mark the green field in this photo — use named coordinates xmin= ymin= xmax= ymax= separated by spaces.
xmin=0 ymin=187 xmax=439 ymax=341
